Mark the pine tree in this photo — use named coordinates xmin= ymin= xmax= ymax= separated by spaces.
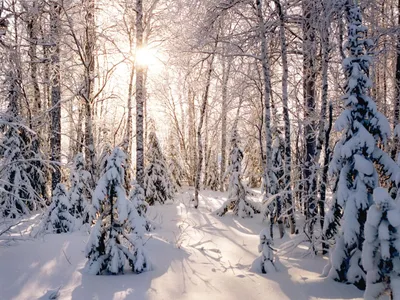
xmin=128 ymin=182 xmax=153 ymax=232
xmin=42 ymin=183 xmax=75 ymax=233
xmin=362 ymin=188 xmax=400 ymax=299
xmin=257 ymin=227 xmax=277 ymax=274
xmin=143 ymin=132 xmax=174 ymax=205
xmin=216 ymin=129 xmax=259 ymax=217
xmin=324 ymin=5 xmax=395 ymax=289
xmin=69 ymin=153 xmax=91 ymax=225
xmin=85 ymin=148 xmax=150 ymax=275
xmin=0 ymin=72 xmax=43 ymax=218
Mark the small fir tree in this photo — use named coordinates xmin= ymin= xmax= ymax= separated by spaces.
xmin=85 ymin=148 xmax=150 ymax=275
xmin=216 ymin=129 xmax=259 ymax=217
xmin=324 ymin=5 xmax=397 ymax=289
xmin=143 ymin=132 xmax=174 ymax=205
xmin=128 ymin=182 xmax=153 ymax=231
xmin=69 ymin=153 xmax=92 ymax=225
xmin=258 ymin=227 xmax=277 ymax=274
xmin=362 ymin=188 xmax=400 ymax=299
xmin=42 ymin=183 xmax=75 ymax=233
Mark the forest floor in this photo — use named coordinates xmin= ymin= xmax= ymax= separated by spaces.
xmin=0 ymin=188 xmax=367 ymax=300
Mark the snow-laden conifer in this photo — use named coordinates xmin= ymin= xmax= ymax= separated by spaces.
xmin=69 ymin=153 xmax=92 ymax=225
xmin=257 ymin=227 xmax=277 ymax=274
xmin=143 ymin=132 xmax=174 ymax=205
xmin=362 ymin=188 xmax=400 ymax=299
xmin=0 ymin=82 xmax=43 ymax=218
xmin=42 ymin=183 xmax=75 ymax=233
xmin=324 ymin=5 xmax=399 ymax=289
xmin=128 ymin=182 xmax=154 ymax=232
xmin=216 ymin=129 xmax=259 ymax=217
xmin=85 ymin=148 xmax=150 ymax=275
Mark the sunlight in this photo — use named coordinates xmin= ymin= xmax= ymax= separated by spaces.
xmin=135 ymin=46 xmax=160 ymax=69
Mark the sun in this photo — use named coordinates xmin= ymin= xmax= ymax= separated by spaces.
xmin=135 ymin=46 xmax=159 ymax=68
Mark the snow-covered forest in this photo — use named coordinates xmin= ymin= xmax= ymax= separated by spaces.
xmin=1 ymin=0 xmax=400 ymax=299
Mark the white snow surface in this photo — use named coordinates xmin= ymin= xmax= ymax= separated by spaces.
xmin=0 ymin=189 xmax=365 ymax=300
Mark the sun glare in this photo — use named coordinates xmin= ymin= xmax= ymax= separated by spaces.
xmin=135 ymin=47 xmax=159 ymax=68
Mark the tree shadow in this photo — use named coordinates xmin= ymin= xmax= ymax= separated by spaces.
xmin=71 ymin=236 xmax=190 ymax=300
xmin=249 ymin=257 xmax=363 ymax=300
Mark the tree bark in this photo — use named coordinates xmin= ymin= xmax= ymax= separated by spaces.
xmin=302 ymin=0 xmax=317 ymax=236
xmin=393 ymin=0 xmax=400 ymax=161
xmin=83 ymin=0 xmax=96 ymax=186
xmin=256 ymin=0 xmax=273 ymax=198
xmin=219 ymin=57 xmax=231 ymax=192
xmin=136 ymin=0 xmax=145 ymax=186
xmin=50 ymin=0 xmax=62 ymax=193
xmin=274 ymin=0 xmax=296 ymax=234
xmin=194 ymin=52 xmax=216 ymax=209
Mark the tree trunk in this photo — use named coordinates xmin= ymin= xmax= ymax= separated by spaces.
xmin=256 ymin=0 xmax=273 ymax=198
xmin=220 ymin=57 xmax=231 ymax=192
xmin=274 ymin=0 xmax=296 ymax=234
xmin=50 ymin=0 xmax=62 ymax=193
xmin=393 ymin=0 xmax=400 ymax=161
xmin=302 ymin=0 xmax=317 ymax=237
xmin=136 ymin=0 xmax=145 ymax=186
xmin=194 ymin=52 xmax=216 ymax=209
xmin=320 ymin=103 xmax=333 ymax=254
xmin=84 ymin=0 xmax=96 ymax=187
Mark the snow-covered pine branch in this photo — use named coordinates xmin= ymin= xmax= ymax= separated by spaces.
xmin=40 ymin=183 xmax=75 ymax=234
xmin=85 ymin=147 xmax=150 ymax=275
xmin=362 ymin=188 xmax=400 ymax=299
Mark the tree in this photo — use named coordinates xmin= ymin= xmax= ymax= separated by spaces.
xmin=143 ymin=132 xmax=174 ymax=205
xmin=128 ymin=182 xmax=153 ymax=232
xmin=216 ymin=129 xmax=259 ymax=217
xmin=0 ymin=70 xmax=42 ymax=218
xmin=69 ymin=153 xmax=91 ymax=224
xmin=42 ymin=183 xmax=75 ymax=233
xmin=85 ymin=148 xmax=150 ymax=275
xmin=324 ymin=4 xmax=393 ymax=289
xmin=135 ymin=0 xmax=145 ymax=186
xmin=362 ymin=188 xmax=400 ymax=300
xmin=257 ymin=227 xmax=276 ymax=274
xmin=49 ymin=0 xmax=62 ymax=193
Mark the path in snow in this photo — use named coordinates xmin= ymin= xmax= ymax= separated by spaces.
xmin=0 ymin=189 xmax=365 ymax=300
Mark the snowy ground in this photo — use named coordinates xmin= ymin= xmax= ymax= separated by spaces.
xmin=0 ymin=188 xmax=366 ymax=300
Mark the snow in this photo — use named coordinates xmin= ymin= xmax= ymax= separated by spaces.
xmin=0 ymin=189 xmax=365 ymax=300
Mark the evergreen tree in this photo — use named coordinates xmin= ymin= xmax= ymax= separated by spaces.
xmin=216 ymin=129 xmax=259 ymax=217
xmin=258 ymin=227 xmax=277 ymax=274
xmin=69 ymin=153 xmax=92 ymax=225
xmin=128 ymin=182 xmax=153 ymax=232
xmin=143 ymin=132 xmax=174 ymax=205
xmin=324 ymin=5 xmax=395 ymax=289
xmin=42 ymin=183 xmax=75 ymax=233
xmin=0 ymin=71 xmax=44 ymax=218
xmin=204 ymin=156 xmax=220 ymax=191
xmin=85 ymin=148 xmax=150 ymax=275
xmin=362 ymin=188 xmax=400 ymax=299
